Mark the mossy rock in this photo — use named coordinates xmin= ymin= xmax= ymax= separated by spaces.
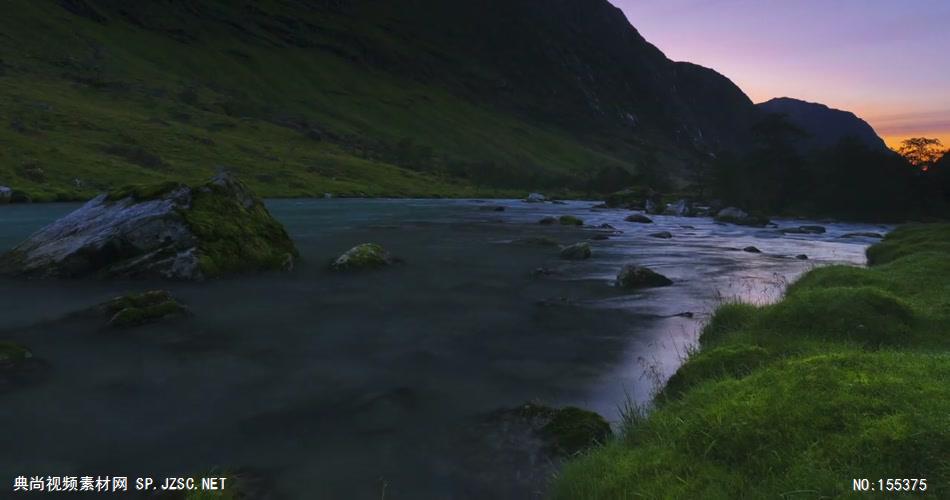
xmin=93 ymin=290 xmax=191 ymax=329
xmin=0 ymin=341 xmax=33 ymax=367
xmin=182 ymin=174 xmax=299 ymax=278
xmin=559 ymin=215 xmax=584 ymax=226
xmin=0 ymin=172 xmax=299 ymax=280
xmin=505 ymin=403 xmax=613 ymax=457
xmin=616 ymin=264 xmax=672 ymax=289
xmin=560 ymin=242 xmax=592 ymax=260
xmin=330 ymin=243 xmax=396 ymax=271
xmin=105 ymin=181 xmax=186 ymax=202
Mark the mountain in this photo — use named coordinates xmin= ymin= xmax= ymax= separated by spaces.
xmin=0 ymin=0 xmax=760 ymax=200
xmin=757 ymin=97 xmax=888 ymax=151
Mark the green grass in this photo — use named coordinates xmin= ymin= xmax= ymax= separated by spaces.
xmin=553 ymin=224 xmax=950 ymax=499
xmin=0 ymin=1 xmax=657 ymax=201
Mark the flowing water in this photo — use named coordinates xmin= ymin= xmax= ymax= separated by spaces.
xmin=0 ymin=199 xmax=888 ymax=499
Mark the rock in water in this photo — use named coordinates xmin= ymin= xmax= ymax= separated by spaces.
xmin=0 ymin=342 xmax=32 ymax=368
xmin=743 ymin=246 xmax=762 ymax=253
xmin=524 ymin=193 xmax=547 ymax=203
xmin=781 ymin=225 xmax=826 ymax=235
xmin=0 ymin=173 xmax=298 ymax=280
xmin=649 ymin=231 xmax=673 ymax=239
xmin=616 ymin=264 xmax=672 ymax=288
xmin=558 ymin=215 xmax=584 ymax=226
xmin=538 ymin=216 xmax=557 ymax=225
xmin=330 ymin=243 xmax=397 ymax=271
xmin=84 ymin=290 xmax=191 ymax=329
xmin=485 ymin=403 xmax=612 ymax=457
xmin=624 ymin=214 xmax=653 ymax=223
xmin=0 ymin=186 xmax=11 ymax=205
xmin=715 ymin=207 xmax=770 ymax=227
xmin=560 ymin=242 xmax=592 ymax=260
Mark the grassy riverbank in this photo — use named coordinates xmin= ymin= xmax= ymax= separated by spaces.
xmin=553 ymin=224 xmax=950 ymax=499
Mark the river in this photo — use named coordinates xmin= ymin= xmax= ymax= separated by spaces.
xmin=0 ymin=199 xmax=887 ymax=499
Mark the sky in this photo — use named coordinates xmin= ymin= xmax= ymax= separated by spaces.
xmin=611 ymin=0 xmax=950 ymax=150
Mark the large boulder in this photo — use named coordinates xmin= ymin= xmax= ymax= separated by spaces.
xmin=0 ymin=173 xmax=299 ymax=280
xmin=616 ymin=264 xmax=673 ymax=289
xmin=0 ymin=186 xmax=11 ymax=205
xmin=560 ymin=242 xmax=592 ymax=260
xmin=330 ymin=243 xmax=397 ymax=271
xmin=715 ymin=207 xmax=770 ymax=227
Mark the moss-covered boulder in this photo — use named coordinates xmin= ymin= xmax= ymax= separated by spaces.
xmin=89 ymin=290 xmax=191 ymax=329
xmin=0 ymin=172 xmax=298 ymax=280
xmin=559 ymin=215 xmax=584 ymax=226
xmin=616 ymin=264 xmax=673 ymax=289
xmin=560 ymin=242 xmax=592 ymax=260
xmin=0 ymin=341 xmax=33 ymax=368
xmin=330 ymin=243 xmax=397 ymax=271
xmin=492 ymin=403 xmax=612 ymax=457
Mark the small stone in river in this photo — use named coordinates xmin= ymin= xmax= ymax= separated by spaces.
xmin=590 ymin=234 xmax=610 ymax=241
xmin=558 ymin=215 xmax=584 ymax=226
xmin=649 ymin=231 xmax=673 ymax=239
xmin=796 ymin=254 xmax=809 ymax=260
xmin=625 ymin=214 xmax=653 ymax=224
xmin=0 ymin=341 xmax=33 ymax=367
xmin=597 ymin=223 xmax=616 ymax=230
xmin=330 ymin=243 xmax=397 ymax=271
xmin=539 ymin=216 xmax=557 ymax=225
xmin=479 ymin=205 xmax=505 ymax=212
xmin=560 ymin=242 xmax=591 ymax=260
xmin=616 ymin=264 xmax=672 ymax=289
xmin=90 ymin=290 xmax=191 ymax=329
xmin=743 ymin=246 xmax=762 ymax=253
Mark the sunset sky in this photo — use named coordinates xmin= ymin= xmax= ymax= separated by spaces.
xmin=612 ymin=0 xmax=950 ymax=150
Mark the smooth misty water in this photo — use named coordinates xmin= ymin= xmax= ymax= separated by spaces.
xmin=0 ymin=199 xmax=888 ymax=499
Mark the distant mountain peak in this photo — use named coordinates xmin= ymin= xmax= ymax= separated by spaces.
xmin=757 ymin=97 xmax=887 ymax=151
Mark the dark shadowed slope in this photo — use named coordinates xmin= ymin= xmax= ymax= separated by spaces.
xmin=0 ymin=0 xmax=759 ymax=200
xmin=758 ymin=97 xmax=888 ymax=151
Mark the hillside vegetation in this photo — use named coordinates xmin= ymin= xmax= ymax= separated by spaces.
xmin=0 ymin=0 xmax=758 ymax=201
xmin=554 ymin=224 xmax=950 ymax=498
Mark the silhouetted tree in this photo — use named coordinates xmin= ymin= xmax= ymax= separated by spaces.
xmin=898 ymin=137 xmax=944 ymax=170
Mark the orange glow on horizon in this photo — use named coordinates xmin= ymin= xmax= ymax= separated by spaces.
xmin=882 ymin=132 xmax=950 ymax=153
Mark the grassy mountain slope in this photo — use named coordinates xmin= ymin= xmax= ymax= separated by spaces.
xmin=553 ymin=224 xmax=950 ymax=498
xmin=0 ymin=0 xmax=758 ymax=200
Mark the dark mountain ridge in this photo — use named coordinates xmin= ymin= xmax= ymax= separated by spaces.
xmin=757 ymin=97 xmax=888 ymax=152
xmin=0 ymin=0 xmax=762 ymax=199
